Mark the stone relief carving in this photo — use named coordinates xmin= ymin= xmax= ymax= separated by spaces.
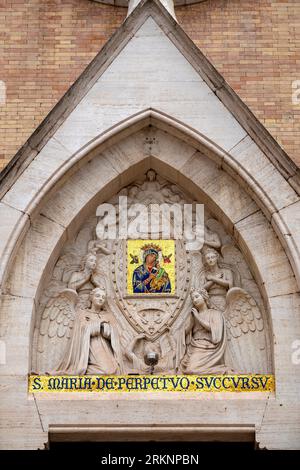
xmin=176 ymin=289 xmax=229 ymax=374
xmin=32 ymin=171 xmax=271 ymax=375
xmin=53 ymin=286 xmax=124 ymax=375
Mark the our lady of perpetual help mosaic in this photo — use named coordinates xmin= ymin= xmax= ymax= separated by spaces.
xmin=127 ymin=240 xmax=176 ymax=295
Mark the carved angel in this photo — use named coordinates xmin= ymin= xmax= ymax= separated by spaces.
xmin=52 ymin=286 xmax=124 ymax=375
xmin=35 ymin=249 xmax=105 ymax=372
xmin=220 ymin=244 xmax=263 ymax=307
xmin=68 ymin=251 xmax=99 ymax=293
xmin=68 ymin=244 xmax=113 ymax=301
xmin=224 ymin=287 xmax=266 ymax=373
xmin=36 ymin=240 xmax=115 ymax=370
xmin=127 ymin=170 xmax=185 ymax=206
xmin=36 ymin=288 xmax=78 ymax=373
xmin=198 ymin=246 xmax=235 ymax=311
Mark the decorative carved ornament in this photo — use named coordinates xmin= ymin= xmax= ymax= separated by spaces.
xmin=32 ymin=171 xmax=271 ymax=376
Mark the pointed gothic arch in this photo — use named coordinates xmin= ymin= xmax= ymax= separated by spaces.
xmin=1 ymin=108 xmax=298 ymax=384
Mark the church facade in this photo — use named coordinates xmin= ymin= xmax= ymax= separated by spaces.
xmin=0 ymin=0 xmax=299 ymax=450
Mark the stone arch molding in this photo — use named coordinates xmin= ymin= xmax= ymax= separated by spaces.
xmin=0 ymin=109 xmax=299 ymax=388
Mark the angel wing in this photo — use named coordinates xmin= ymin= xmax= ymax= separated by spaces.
xmin=224 ymin=287 xmax=269 ymax=373
xmin=221 ymin=244 xmax=253 ymax=282
xmin=35 ymin=289 xmax=78 ymax=373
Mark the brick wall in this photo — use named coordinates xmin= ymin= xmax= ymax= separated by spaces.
xmin=0 ymin=0 xmax=126 ymax=169
xmin=177 ymin=0 xmax=300 ymax=166
xmin=0 ymin=0 xmax=299 ymax=170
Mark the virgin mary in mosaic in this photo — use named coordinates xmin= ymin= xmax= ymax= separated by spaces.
xmin=127 ymin=240 xmax=175 ymax=295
